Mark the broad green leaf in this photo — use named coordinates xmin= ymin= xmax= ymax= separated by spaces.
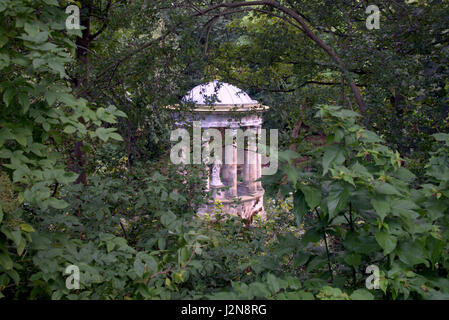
xmin=293 ymin=190 xmax=308 ymax=227
xmin=285 ymin=165 xmax=299 ymax=187
xmin=63 ymin=125 xmax=77 ymax=134
xmin=306 ymin=256 xmax=327 ymax=273
xmin=43 ymin=0 xmax=59 ymax=5
xmin=375 ymin=231 xmax=397 ymax=255
xmin=360 ymin=130 xmax=382 ymax=143
xmin=45 ymin=90 xmax=58 ymax=105
xmin=294 ymin=251 xmax=309 ymax=266
xmin=300 ymin=185 xmax=321 ymax=209
xmin=158 ymin=238 xmax=166 ymax=250
xmin=0 ymin=53 xmax=10 ymax=70
xmin=16 ymin=237 xmax=26 ymax=256
xmin=160 ymin=211 xmax=177 ymax=227
xmin=266 ymin=273 xmax=281 ymax=293
xmin=133 ymin=258 xmax=145 ymax=277
xmin=180 ymin=247 xmax=189 ymax=264
xmin=322 ymin=145 xmax=345 ymax=175
xmin=397 ymin=241 xmax=428 ymax=266
xmin=350 ymin=289 xmax=374 ymax=300
xmin=48 ymin=198 xmax=69 ymax=209
xmin=3 ymin=87 xmax=14 ymax=106
xmin=344 ymin=253 xmax=361 ymax=267
xmin=48 ymin=61 xmax=66 ymax=78
xmin=433 ymin=133 xmax=449 ymax=144
xmin=108 ymin=132 xmax=123 ymax=142
xmin=0 ymin=252 xmax=13 ymax=270
xmin=371 ymin=198 xmax=390 ymax=221
xmin=20 ymin=223 xmax=34 ymax=233
xmin=374 ymin=182 xmax=401 ymax=196
xmin=327 ymin=183 xmax=349 ymax=220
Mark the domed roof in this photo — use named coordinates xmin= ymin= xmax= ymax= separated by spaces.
xmin=182 ymin=80 xmax=258 ymax=107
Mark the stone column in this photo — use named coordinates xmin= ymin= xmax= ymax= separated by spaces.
xmin=247 ymin=126 xmax=258 ymax=195
xmin=257 ymin=125 xmax=263 ymax=191
xmin=225 ymin=128 xmax=238 ymax=198
xmin=202 ymin=135 xmax=210 ymax=192
xmin=243 ymin=130 xmax=250 ymax=194
xmin=222 ymin=146 xmax=229 ymax=185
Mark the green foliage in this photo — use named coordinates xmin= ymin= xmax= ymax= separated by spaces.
xmin=0 ymin=0 xmax=125 ymax=298
xmin=257 ymin=104 xmax=449 ymax=300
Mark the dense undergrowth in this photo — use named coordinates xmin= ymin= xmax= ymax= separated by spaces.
xmin=2 ymin=103 xmax=449 ymax=300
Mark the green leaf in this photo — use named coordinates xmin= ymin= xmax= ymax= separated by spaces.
xmin=375 ymin=182 xmax=401 ymax=195
xmin=63 ymin=125 xmax=77 ymax=134
xmin=48 ymin=198 xmax=69 ymax=209
xmin=180 ymin=247 xmax=189 ymax=264
xmin=48 ymin=61 xmax=67 ymax=78
xmin=375 ymin=231 xmax=397 ymax=255
xmin=158 ymin=238 xmax=166 ymax=250
xmin=18 ymin=93 xmax=30 ymax=114
xmin=306 ymin=256 xmax=327 ymax=273
xmin=133 ymin=258 xmax=145 ymax=277
xmin=322 ymin=145 xmax=345 ymax=175
xmin=3 ymin=87 xmax=15 ymax=106
xmin=13 ymin=128 xmax=30 ymax=146
xmin=0 ymin=128 xmax=13 ymax=147
xmin=94 ymin=127 xmax=120 ymax=142
xmin=350 ymin=289 xmax=374 ymax=300
xmin=375 ymin=181 xmax=401 ymax=195
xmin=397 ymin=241 xmax=428 ymax=266
xmin=293 ymin=190 xmax=308 ymax=227
xmin=294 ymin=251 xmax=309 ymax=266
xmin=433 ymin=133 xmax=449 ymax=144
xmin=45 ymin=90 xmax=58 ymax=105
xmin=278 ymin=149 xmax=301 ymax=162
xmin=160 ymin=211 xmax=177 ymax=227
xmin=266 ymin=273 xmax=281 ymax=293
xmin=394 ymin=167 xmax=416 ymax=183
xmin=300 ymin=185 xmax=321 ymax=209
xmin=20 ymin=223 xmax=34 ymax=233
xmin=285 ymin=165 xmax=299 ymax=187
xmin=8 ymin=230 xmax=22 ymax=248
xmin=391 ymin=199 xmax=420 ymax=219
xmin=0 ymin=251 xmax=13 ymax=270
xmin=371 ymin=198 xmax=390 ymax=221
xmin=327 ymin=183 xmax=349 ymax=220
xmin=58 ymin=93 xmax=79 ymax=107
xmin=108 ymin=132 xmax=123 ymax=142
xmin=249 ymin=282 xmax=271 ymax=298
xmin=0 ymin=53 xmax=10 ymax=70
xmin=359 ymin=130 xmax=382 ymax=143
xmin=43 ymin=0 xmax=59 ymax=5
xmin=344 ymin=253 xmax=361 ymax=267
xmin=301 ymin=230 xmax=322 ymax=245
xmin=16 ymin=237 xmax=26 ymax=256
xmin=144 ymin=256 xmax=158 ymax=274
xmin=106 ymin=241 xmax=115 ymax=252
xmin=169 ymin=191 xmax=186 ymax=203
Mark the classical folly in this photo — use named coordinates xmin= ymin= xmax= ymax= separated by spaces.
xmin=173 ymin=80 xmax=269 ymax=220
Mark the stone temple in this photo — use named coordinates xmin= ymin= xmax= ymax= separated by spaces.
xmin=173 ymin=80 xmax=269 ymax=221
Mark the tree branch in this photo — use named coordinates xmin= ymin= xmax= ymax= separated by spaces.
xmin=190 ymin=0 xmax=368 ymax=119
